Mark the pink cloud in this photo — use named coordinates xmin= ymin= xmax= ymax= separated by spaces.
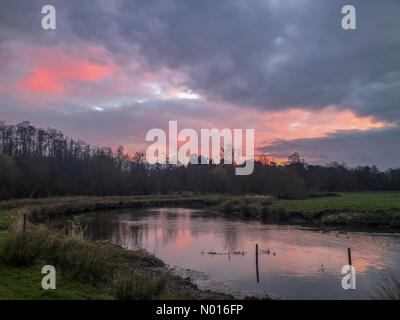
xmin=18 ymin=49 xmax=111 ymax=94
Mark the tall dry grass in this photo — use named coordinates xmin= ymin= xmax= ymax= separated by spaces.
xmin=0 ymin=218 xmax=169 ymax=299
xmin=113 ymin=269 xmax=169 ymax=300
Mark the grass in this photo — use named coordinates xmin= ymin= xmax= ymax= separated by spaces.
xmin=270 ymin=192 xmax=400 ymax=215
xmin=1 ymin=192 xmax=399 ymax=230
xmin=0 ymin=194 xmax=229 ymax=224
xmin=0 ymin=211 xmax=111 ymax=299
xmin=0 ymin=210 xmax=13 ymax=231
xmin=0 ymin=207 xmax=197 ymax=300
xmin=216 ymin=192 xmax=400 ymax=228
xmin=3 ymin=192 xmax=400 ymax=227
xmin=268 ymin=192 xmax=400 ymax=227
xmin=0 ymin=218 xmax=170 ymax=300
xmin=113 ymin=269 xmax=168 ymax=300
xmin=0 ymin=203 xmax=232 ymax=300
xmin=0 ymin=264 xmax=111 ymax=300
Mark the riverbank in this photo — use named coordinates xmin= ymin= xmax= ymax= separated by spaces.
xmin=217 ymin=192 xmax=400 ymax=229
xmin=0 ymin=194 xmax=229 ymax=223
xmin=0 ymin=203 xmax=234 ymax=300
xmin=2 ymin=192 xmax=400 ymax=231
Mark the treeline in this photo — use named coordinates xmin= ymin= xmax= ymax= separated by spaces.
xmin=1 ymin=121 xmax=400 ymax=200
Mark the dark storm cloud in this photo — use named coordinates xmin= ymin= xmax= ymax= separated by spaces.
xmin=0 ymin=1 xmax=41 ymax=38
xmin=2 ymin=0 xmax=399 ymax=122
xmin=72 ymin=0 xmax=400 ymax=122
xmin=259 ymin=127 xmax=400 ymax=170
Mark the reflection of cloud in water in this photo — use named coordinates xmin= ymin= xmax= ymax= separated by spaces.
xmin=80 ymin=208 xmax=400 ymax=299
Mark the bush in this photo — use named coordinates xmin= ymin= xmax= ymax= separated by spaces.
xmin=221 ymin=200 xmax=236 ymax=213
xmin=239 ymin=202 xmax=252 ymax=216
xmin=221 ymin=198 xmax=259 ymax=217
xmin=260 ymin=206 xmax=288 ymax=221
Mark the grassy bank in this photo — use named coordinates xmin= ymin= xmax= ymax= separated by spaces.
xmin=2 ymin=192 xmax=400 ymax=230
xmin=0 ymin=200 xmax=233 ymax=300
xmin=0 ymin=194 xmax=228 ymax=223
xmin=218 ymin=192 xmax=400 ymax=228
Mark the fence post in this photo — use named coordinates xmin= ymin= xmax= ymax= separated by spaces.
xmin=348 ymin=247 xmax=353 ymax=289
xmin=347 ymin=248 xmax=352 ymax=266
xmin=256 ymin=243 xmax=259 ymax=283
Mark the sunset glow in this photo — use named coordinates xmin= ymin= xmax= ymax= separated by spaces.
xmin=19 ymin=58 xmax=111 ymax=94
xmin=1 ymin=0 xmax=399 ymax=169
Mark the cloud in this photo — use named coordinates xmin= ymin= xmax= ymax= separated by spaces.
xmin=62 ymin=0 xmax=400 ymax=123
xmin=2 ymin=0 xmax=400 ymax=122
xmin=259 ymin=127 xmax=400 ymax=170
xmin=0 ymin=93 xmax=390 ymax=164
xmin=18 ymin=48 xmax=111 ymax=94
xmin=1 ymin=0 xmax=400 ymax=168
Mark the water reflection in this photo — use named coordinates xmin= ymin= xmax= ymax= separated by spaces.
xmin=78 ymin=208 xmax=400 ymax=299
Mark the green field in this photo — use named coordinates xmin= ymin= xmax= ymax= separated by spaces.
xmin=270 ymin=193 xmax=400 ymax=215
xmin=261 ymin=193 xmax=400 ymax=227
xmin=217 ymin=192 xmax=400 ymax=228
xmin=0 ymin=263 xmax=111 ymax=300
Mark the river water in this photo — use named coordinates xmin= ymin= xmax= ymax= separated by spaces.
xmin=77 ymin=207 xmax=400 ymax=299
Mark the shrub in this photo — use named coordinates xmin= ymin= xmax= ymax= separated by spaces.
xmin=260 ymin=206 xmax=288 ymax=221
xmin=239 ymin=202 xmax=252 ymax=216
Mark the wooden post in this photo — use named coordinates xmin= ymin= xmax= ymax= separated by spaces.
xmin=348 ymin=248 xmax=353 ymax=289
xmin=23 ymin=213 xmax=27 ymax=233
xmin=347 ymin=248 xmax=352 ymax=266
xmin=255 ymin=243 xmax=259 ymax=283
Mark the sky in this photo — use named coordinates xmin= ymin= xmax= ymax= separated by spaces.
xmin=0 ymin=0 xmax=399 ymax=169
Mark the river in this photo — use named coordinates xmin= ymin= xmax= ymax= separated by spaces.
xmin=77 ymin=207 xmax=400 ymax=299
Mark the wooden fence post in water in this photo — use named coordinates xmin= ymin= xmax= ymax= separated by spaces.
xmin=256 ymin=243 xmax=259 ymax=283
xmin=348 ymin=247 xmax=353 ymax=289
xmin=348 ymin=248 xmax=352 ymax=266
